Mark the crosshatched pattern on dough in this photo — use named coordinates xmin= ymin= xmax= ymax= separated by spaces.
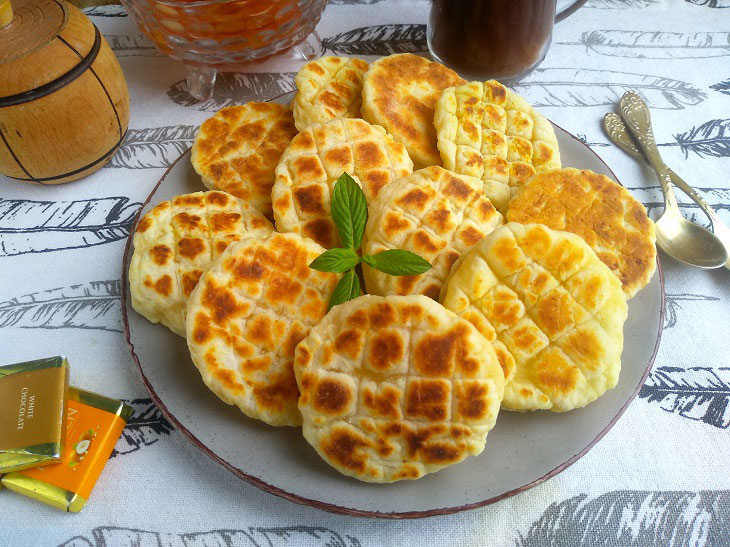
xmin=192 ymin=102 xmax=297 ymax=217
xmin=435 ymin=80 xmax=561 ymax=212
xmin=506 ymin=168 xmax=656 ymax=299
xmin=186 ymin=232 xmax=341 ymax=426
xmin=272 ymin=117 xmax=413 ymax=249
xmin=363 ymin=166 xmax=503 ymax=299
xmin=295 ymin=294 xmax=504 ymax=482
xmin=440 ymin=223 xmax=627 ymax=412
xmin=130 ymin=191 xmax=273 ymax=336
xmin=292 ymin=56 xmax=369 ymax=131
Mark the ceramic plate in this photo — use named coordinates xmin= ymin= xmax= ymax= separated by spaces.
xmin=122 ymin=97 xmax=664 ymax=518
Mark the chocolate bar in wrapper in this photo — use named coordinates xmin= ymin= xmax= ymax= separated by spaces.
xmin=0 ymin=356 xmax=69 ymax=473
xmin=2 ymin=387 xmax=132 ymax=512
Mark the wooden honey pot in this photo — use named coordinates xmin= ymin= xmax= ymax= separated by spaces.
xmin=0 ymin=0 xmax=129 ymax=184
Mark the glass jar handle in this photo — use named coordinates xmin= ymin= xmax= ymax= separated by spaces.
xmin=555 ymin=0 xmax=588 ymax=22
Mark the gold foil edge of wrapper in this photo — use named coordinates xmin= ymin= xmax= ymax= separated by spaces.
xmin=0 ymin=356 xmax=69 ymax=473
xmin=1 ymin=386 xmax=133 ymax=512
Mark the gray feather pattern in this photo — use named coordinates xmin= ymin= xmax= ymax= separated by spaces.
xmin=673 ymin=119 xmax=730 ymax=158
xmin=0 ymin=197 xmax=140 ymax=256
xmin=710 ymin=79 xmax=730 ymax=95
xmin=518 ymin=490 xmax=730 ymax=546
xmin=563 ymin=30 xmax=730 ymax=58
xmin=106 ymin=34 xmax=160 ymax=57
xmin=167 ymin=72 xmax=295 ymax=111
xmin=685 ymin=0 xmax=730 ymax=7
xmin=322 ymin=24 xmax=426 ymax=56
xmin=106 ymin=126 xmax=196 ymax=169
xmin=640 ymin=367 xmax=730 ymax=429
xmin=83 ymin=5 xmax=127 ymax=16
xmin=512 ymin=68 xmax=706 ymax=110
xmin=59 ymin=526 xmax=362 ymax=547
xmin=585 ymin=0 xmax=659 ymax=7
xmin=0 ymin=281 xmax=121 ymax=332
xmin=112 ymin=399 xmax=174 ymax=458
xmin=664 ymin=293 xmax=721 ymax=330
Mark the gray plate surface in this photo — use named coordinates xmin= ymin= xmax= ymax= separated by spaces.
xmin=122 ymin=97 xmax=664 ymax=518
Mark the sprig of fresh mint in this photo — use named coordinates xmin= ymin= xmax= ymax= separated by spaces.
xmin=310 ymin=172 xmax=432 ymax=310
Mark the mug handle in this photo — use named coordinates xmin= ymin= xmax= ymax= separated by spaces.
xmin=555 ymin=0 xmax=588 ymax=22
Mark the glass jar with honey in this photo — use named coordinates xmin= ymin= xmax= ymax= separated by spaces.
xmin=122 ymin=0 xmax=327 ymax=100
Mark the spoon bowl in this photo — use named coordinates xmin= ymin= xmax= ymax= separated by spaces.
xmin=618 ymin=91 xmax=728 ymax=269
xmin=655 ymin=209 xmax=728 ymax=269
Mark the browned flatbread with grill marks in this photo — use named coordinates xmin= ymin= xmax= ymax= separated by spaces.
xmin=272 ymin=117 xmax=413 ymax=249
xmin=363 ymin=166 xmax=503 ymax=299
xmin=440 ymin=223 xmax=628 ymax=412
xmin=506 ymin=168 xmax=656 ymax=298
xmin=292 ymin=56 xmax=369 ymax=131
xmin=129 ymin=191 xmax=273 ymax=336
xmin=434 ymin=80 xmax=561 ymax=212
xmin=186 ymin=232 xmax=341 ymax=426
xmin=192 ymin=102 xmax=297 ymax=217
xmin=295 ymin=294 xmax=504 ymax=482
xmin=362 ymin=53 xmax=466 ymax=169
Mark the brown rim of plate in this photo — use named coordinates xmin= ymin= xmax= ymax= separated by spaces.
xmin=121 ymin=116 xmax=665 ymax=520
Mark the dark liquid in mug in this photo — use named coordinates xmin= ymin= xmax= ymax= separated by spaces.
xmin=428 ymin=0 xmax=557 ymax=82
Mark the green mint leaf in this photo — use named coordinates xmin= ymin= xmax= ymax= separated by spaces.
xmin=328 ymin=269 xmax=362 ymax=310
xmin=367 ymin=249 xmax=432 ymax=276
xmin=331 ymin=172 xmax=367 ymax=250
xmin=360 ymin=254 xmax=376 ymax=268
xmin=309 ymin=248 xmax=361 ymax=273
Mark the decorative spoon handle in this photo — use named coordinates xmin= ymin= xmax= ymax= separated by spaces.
xmin=618 ymin=91 xmax=680 ymax=213
xmin=604 ymin=112 xmax=730 ymax=270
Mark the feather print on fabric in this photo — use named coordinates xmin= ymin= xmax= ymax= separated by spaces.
xmin=624 ymin=185 xmax=729 ymax=228
xmin=0 ymin=281 xmax=122 ymax=332
xmin=0 ymin=197 xmax=140 ymax=256
xmin=585 ymin=0 xmax=658 ymax=7
xmin=576 ymin=134 xmax=611 ymax=147
xmin=167 ymin=72 xmax=296 ymax=111
xmin=559 ymin=31 xmax=730 ymax=59
xmin=671 ymin=119 xmax=730 ymax=158
xmin=512 ymin=68 xmax=706 ymax=110
xmin=106 ymin=34 xmax=160 ymax=57
xmin=517 ymin=490 xmax=730 ymax=546
xmin=83 ymin=5 xmax=127 ymax=16
xmin=112 ymin=399 xmax=174 ymax=458
xmin=685 ymin=0 xmax=730 ymax=7
xmin=710 ymin=79 xmax=730 ymax=95
xmin=321 ymin=24 xmax=426 ymax=56
xmin=640 ymin=367 xmax=730 ymax=429
xmin=59 ymin=526 xmax=363 ymax=547
xmin=664 ymin=293 xmax=721 ymax=330
xmin=106 ymin=126 xmax=196 ymax=169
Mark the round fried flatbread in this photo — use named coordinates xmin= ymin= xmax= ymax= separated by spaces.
xmin=272 ymin=117 xmax=413 ymax=249
xmin=435 ymin=80 xmax=561 ymax=211
xmin=191 ymin=102 xmax=297 ymax=217
xmin=295 ymin=294 xmax=504 ymax=482
xmin=186 ymin=232 xmax=341 ymax=426
xmin=129 ymin=191 xmax=273 ymax=336
xmin=440 ymin=223 xmax=628 ymax=412
xmin=506 ymin=168 xmax=656 ymax=299
xmin=362 ymin=53 xmax=465 ymax=169
xmin=292 ymin=56 xmax=369 ymax=131
xmin=363 ymin=166 xmax=503 ymax=299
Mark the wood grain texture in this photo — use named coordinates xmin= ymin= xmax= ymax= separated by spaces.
xmin=0 ymin=0 xmax=129 ymax=183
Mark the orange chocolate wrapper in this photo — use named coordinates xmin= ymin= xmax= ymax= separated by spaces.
xmin=1 ymin=387 xmax=132 ymax=512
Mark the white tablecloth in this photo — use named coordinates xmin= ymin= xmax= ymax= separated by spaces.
xmin=2 ymin=0 xmax=730 ymax=544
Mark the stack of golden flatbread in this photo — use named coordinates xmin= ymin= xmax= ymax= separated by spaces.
xmin=129 ymin=53 xmax=656 ymax=483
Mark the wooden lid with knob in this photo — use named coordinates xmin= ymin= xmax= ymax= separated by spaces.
xmin=0 ymin=0 xmax=130 ymax=184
